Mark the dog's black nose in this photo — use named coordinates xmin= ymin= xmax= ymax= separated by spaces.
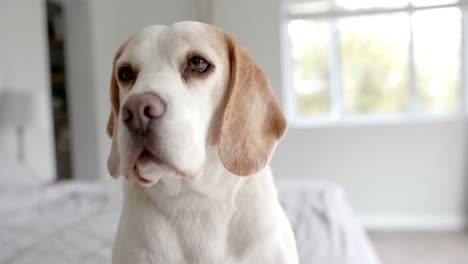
xmin=122 ymin=93 xmax=165 ymax=134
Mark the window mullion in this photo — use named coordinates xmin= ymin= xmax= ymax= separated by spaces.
xmin=330 ymin=19 xmax=343 ymax=118
xmin=460 ymin=8 xmax=467 ymax=114
xmin=279 ymin=0 xmax=298 ymax=121
xmin=408 ymin=11 xmax=418 ymax=115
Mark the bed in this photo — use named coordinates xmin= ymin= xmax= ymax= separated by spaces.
xmin=0 ymin=171 xmax=380 ymax=264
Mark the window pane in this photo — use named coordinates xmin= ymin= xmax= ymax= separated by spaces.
xmin=410 ymin=0 xmax=458 ymax=7
xmin=288 ymin=20 xmax=331 ymax=116
xmin=413 ymin=8 xmax=461 ymax=112
xmin=340 ymin=13 xmax=410 ymax=114
xmin=335 ymin=0 xmax=408 ymax=10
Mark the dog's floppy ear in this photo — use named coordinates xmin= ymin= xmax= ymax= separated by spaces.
xmin=107 ymin=110 xmax=120 ymax=178
xmin=106 ymin=43 xmax=127 ymax=178
xmin=217 ymin=34 xmax=287 ymax=176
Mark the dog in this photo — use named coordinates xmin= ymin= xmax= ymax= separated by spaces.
xmin=106 ymin=21 xmax=298 ymax=264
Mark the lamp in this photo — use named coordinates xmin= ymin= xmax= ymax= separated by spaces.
xmin=0 ymin=90 xmax=38 ymax=162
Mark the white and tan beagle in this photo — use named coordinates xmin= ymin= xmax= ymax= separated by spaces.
xmin=106 ymin=21 xmax=298 ymax=264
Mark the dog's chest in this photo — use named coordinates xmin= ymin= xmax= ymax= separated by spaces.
xmin=169 ymin=208 xmax=231 ymax=262
xmin=114 ymin=187 xmax=242 ymax=264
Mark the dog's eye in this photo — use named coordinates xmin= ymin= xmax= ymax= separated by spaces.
xmin=118 ymin=66 xmax=135 ymax=82
xmin=187 ymin=56 xmax=210 ymax=74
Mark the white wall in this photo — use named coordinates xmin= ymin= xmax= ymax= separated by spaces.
xmin=273 ymin=120 xmax=467 ymax=229
xmin=211 ymin=0 xmax=468 ymax=229
xmin=64 ymin=0 xmax=99 ymax=181
xmin=211 ymin=0 xmax=283 ymax=97
xmin=0 ymin=0 xmax=56 ymax=182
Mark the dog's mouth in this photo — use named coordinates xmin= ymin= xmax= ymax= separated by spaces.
xmin=125 ymin=148 xmax=193 ymax=186
xmin=134 ymin=167 xmax=153 ymax=185
xmin=129 ymin=150 xmax=163 ymax=186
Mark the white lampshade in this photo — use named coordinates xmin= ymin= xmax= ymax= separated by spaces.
xmin=0 ymin=90 xmax=38 ymax=128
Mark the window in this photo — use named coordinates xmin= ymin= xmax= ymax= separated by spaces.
xmin=283 ymin=0 xmax=465 ymax=124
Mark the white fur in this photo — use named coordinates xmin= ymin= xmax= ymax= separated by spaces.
xmin=111 ymin=22 xmax=298 ymax=264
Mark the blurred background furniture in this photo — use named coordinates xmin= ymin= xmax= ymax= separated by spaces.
xmin=0 ymin=90 xmax=38 ymax=162
xmin=0 ymin=90 xmax=46 ymax=189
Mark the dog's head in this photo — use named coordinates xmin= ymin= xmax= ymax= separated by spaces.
xmin=106 ymin=22 xmax=286 ymax=186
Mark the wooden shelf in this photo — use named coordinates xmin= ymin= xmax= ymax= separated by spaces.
xmin=51 ymin=72 xmax=65 ymax=84
xmin=49 ymin=37 xmax=64 ymax=48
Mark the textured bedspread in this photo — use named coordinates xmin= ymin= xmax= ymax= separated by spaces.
xmin=0 ymin=180 xmax=380 ymax=264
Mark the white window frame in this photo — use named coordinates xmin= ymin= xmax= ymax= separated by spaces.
xmin=280 ymin=0 xmax=468 ymax=127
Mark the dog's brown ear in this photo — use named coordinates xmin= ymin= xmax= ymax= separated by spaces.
xmin=106 ymin=43 xmax=126 ymax=178
xmin=107 ymin=111 xmax=120 ymax=178
xmin=217 ymin=34 xmax=287 ymax=176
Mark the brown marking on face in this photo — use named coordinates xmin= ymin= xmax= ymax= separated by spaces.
xmin=214 ymin=33 xmax=287 ymax=176
xmin=106 ymin=36 xmax=136 ymax=137
xmin=106 ymin=35 xmax=137 ymax=178
xmin=176 ymin=26 xmax=226 ymax=86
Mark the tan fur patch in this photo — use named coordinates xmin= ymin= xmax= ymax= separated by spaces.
xmin=216 ymin=33 xmax=287 ymax=176
xmin=106 ymin=36 xmax=135 ymax=137
xmin=106 ymin=35 xmax=135 ymax=178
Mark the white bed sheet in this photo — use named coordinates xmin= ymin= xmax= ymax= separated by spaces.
xmin=0 ymin=180 xmax=380 ymax=264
